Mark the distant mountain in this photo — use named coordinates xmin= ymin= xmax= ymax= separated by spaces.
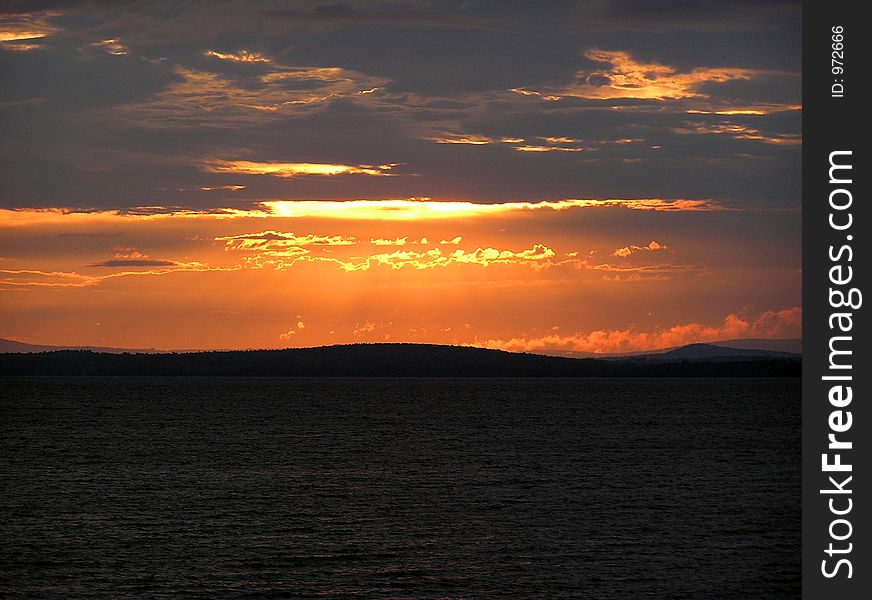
xmin=0 ymin=343 xmax=800 ymax=377
xmin=1 ymin=337 xmax=802 ymax=357
xmin=713 ymin=338 xmax=802 ymax=354
xmin=555 ymin=338 xmax=801 ymax=359
xmin=638 ymin=343 xmax=798 ymax=361
xmin=0 ymin=338 xmax=161 ymax=354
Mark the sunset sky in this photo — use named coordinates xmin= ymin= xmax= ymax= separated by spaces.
xmin=0 ymin=1 xmax=801 ymax=354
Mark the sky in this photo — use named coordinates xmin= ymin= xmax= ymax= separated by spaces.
xmin=0 ymin=0 xmax=802 ymax=354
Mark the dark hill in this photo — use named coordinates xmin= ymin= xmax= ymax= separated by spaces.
xmin=0 ymin=343 xmax=800 ymax=377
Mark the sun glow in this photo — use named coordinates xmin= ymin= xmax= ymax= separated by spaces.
xmin=202 ymin=160 xmax=397 ymax=178
xmin=260 ymin=198 xmax=722 ymax=220
xmin=0 ymin=198 xmax=725 ymax=229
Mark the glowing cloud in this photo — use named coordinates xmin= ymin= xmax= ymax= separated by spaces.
xmin=513 ymin=145 xmax=583 ymax=153
xmin=673 ymin=122 xmax=802 ymax=145
xmin=482 ymin=307 xmax=802 ymax=354
xmin=116 ymin=64 xmax=389 ymax=125
xmin=220 ymin=235 xmax=559 ymax=272
xmin=570 ymin=49 xmax=757 ymax=100
xmin=0 ymin=269 xmax=96 ymax=288
xmin=686 ymin=106 xmax=802 ymax=116
xmin=370 ymin=237 xmax=408 ymax=246
xmin=261 ymin=198 xmax=723 ymax=220
xmin=611 ymin=240 xmax=669 ymax=258
xmin=510 ymin=49 xmax=800 ymax=116
xmin=91 ymin=259 xmax=177 ymax=267
xmin=324 ymin=244 xmax=557 ymax=272
xmin=0 ymin=42 xmax=42 ymax=51
xmin=0 ymin=10 xmax=58 ymax=45
xmin=216 ymin=231 xmax=358 ymax=245
xmin=90 ymin=38 xmax=128 ymax=55
xmin=354 ymin=322 xmax=377 ymax=336
xmin=88 ymin=247 xmax=177 ymax=267
xmin=509 ymin=88 xmax=562 ymax=101
xmin=429 ymin=135 xmax=493 ymax=145
xmin=203 ymin=160 xmax=397 ymax=178
xmin=197 ymin=185 xmax=246 ymax=192
xmin=280 ymin=320 xmax=306 ymax=340
xmin=205 ymin=49 xmax=271 ymax=63
xmin=0 ymin=31 xmax=48 ymax=41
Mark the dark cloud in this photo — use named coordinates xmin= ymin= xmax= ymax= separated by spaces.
xmin=569 ymin=0 xmax=800 ymax=35
xmin=57 ymin=231 xmax=121 ymax=238
xmin=263 ymin=3 xmax=487 ymax=29
xmin=697 ymin=74 xmax=800 ymax=105
xmin=0 ymin=43 xmax=182 ymax=109
xmin=89 ymin=259 xmax=177 ymax=267
xmin=0 ymin=0 xmax=800 ymax=214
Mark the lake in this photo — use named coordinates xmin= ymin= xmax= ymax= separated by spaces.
xmin=1 ymin=377 xmax=800 ymax=598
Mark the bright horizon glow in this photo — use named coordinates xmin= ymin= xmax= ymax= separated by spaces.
xmin=0 ymin=198 xmax=728 ymax=227
xmin=260 ymin=198 xmax=725 ymax=219
xmin=0 ymin=4 xmax=801 ymax=355
xmin=0 ymin=195 xmax=799 ymax=354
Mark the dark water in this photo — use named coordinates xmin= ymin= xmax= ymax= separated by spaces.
xmin=1 ymin=377 xmax=799 ymax=598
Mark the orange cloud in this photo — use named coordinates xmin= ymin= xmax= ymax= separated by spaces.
xmin=88 ymin=246 xmax=178 ymax=267
xmin=0 ymin=263 xmax=227 ymax=288
xmin=425 ymin=132 xmax=589 ymax=152
xmin=116 ymin=64 xmax=388 ymax=125
xmin=261 ymin=197 xmax=724 ymax=220
xmin=370 ymin=237 xmax=407 ymax=246
xmin=216 ymin=231 xmax=358 ymax=246
xmin=203 ymin=159 xmax=397 ymax=178
xmin=205 ymin=49 xmax=271 ymax=63
xmin=343 ymin=243 xmax=556 ymax=271
xmin=0 ymin=11 xmax=59 ymax=45
xmin=575 ymin=49 xmax=756 ymax=100
xmin=428 ymin=134 xmax=494 ymax=145
xmin=426 ymin=132 xmax=551 ymax=147
xmin=509 ymin=88 xmax=562 ymax=101
xmin=509 ymin=50 xmax=800 ymax=115
xmin=90 ymin=38 xmax=128 ymax=55
xmin=0 ymin=268 xmax=95 ymax=288
xmin=0 ymin=31 xmax=48 ymax=42
xmin=196 ymin=185 xmax=246 ymax=192
xmin=513 ymin=145 xmax=583 ymax=153
xmin=279 ymin=320 xmax=306 ymax=340
xmin=91 ymin=258 xmax=177 ymax=267
xmin=482 ymin=307 xmax=802 ymax=354
xmin=226 ymin=242 xmax=559 ymax=272
xmin=354 ymin=321 xmax=377 ymax=336
xmin=217 ymin=231 xmax=358 ymax=261
xmin=541 ymin=136 xmax=579 ymax=144
xmin=611 ymin=240 xmax=668 ymax=257
xmin=0 ymin=42 xmax=42 ymax=51
xmin=673 ymin=122 xmax=802 ymax=145
xmin=686 ymin=106 xmax=802 ymax=116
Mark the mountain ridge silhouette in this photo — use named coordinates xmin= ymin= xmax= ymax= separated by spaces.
xmin=0 ymin=342 xmax=800 ymax=377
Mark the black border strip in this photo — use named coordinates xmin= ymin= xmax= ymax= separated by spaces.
xmin=803 ymin=2 xmax=868 ymax=596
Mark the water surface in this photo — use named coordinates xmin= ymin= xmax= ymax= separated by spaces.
xmin=1 ymin=377 xmax=800 ymax=598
